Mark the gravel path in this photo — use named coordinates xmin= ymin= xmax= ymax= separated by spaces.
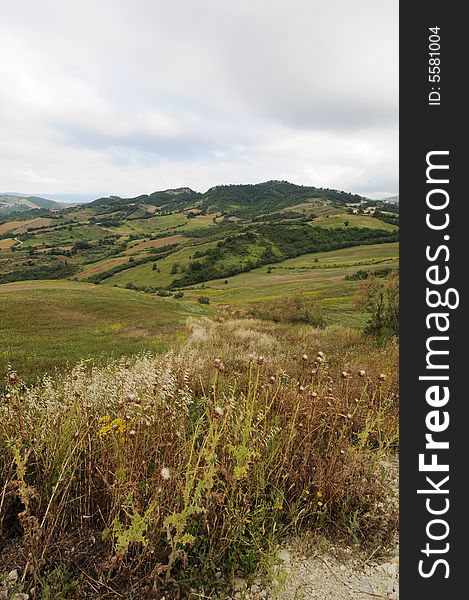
xmin=232 ymin=543 xmax=399 ymax=600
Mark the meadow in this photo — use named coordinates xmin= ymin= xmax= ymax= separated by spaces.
xmin=182 ymin=242 xmax=399 ymax=326
xmin=0 ymin=184 xmax=399 ymax=598
xmin=0 ymin=281 xmax=205 ymax=386
xmin=0 ymin=318 xmax=398 ymax=598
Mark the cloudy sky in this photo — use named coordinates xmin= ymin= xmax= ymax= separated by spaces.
xmin=0 ymin=0 xmax=398 ymax=201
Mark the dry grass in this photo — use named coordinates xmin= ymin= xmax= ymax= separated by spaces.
xmin=0 ymin=319 xmax=398 ymax=598
xmin=123 ymin=235 xmax=188 ymax=255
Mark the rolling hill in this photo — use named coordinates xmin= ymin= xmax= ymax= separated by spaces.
xmin=0 ymin=179 xmax=399 ymax=386
xmin=0 ymin=193 xmax=63 ymax=214
xmin=0 ymin=180 xmax=398 ymax=290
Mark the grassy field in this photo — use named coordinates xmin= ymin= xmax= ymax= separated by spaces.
xmin=75 ymin=256 xmax=131 ymax=279
xmin=182 ymin=242 xmax=399 ymax=326
xmin=0 ymin=318 xmax=398 ymax=598
xmin=0 ymin=243 xmax=398 ymax=383
xmin=102 ymin=240 xmax=219 ymax=287
xmin=21 ymin=224 xmax=114 ymax=247
xmin=0 ymin=217 xmax=53 ymax=235
xmin=0 ymin=280 xmax=207 ymax=385
xmin=0 ymin=238 xmax=16 ymax=250
xmin=310 ymin=213 xmax=398 ymax=231
xmin=123 ymin=234 xmax=189 ymax=255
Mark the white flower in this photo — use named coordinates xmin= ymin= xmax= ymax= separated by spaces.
xmin=160 ymin=467 xmax=171 ymax=481
xmin=214 ymin=406 xmax=224 ymax=417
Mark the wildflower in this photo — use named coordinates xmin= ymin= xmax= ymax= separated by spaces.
xmin=311 ymin=391 xmax=318 ymax=398
xmin=317 ymin=501 xmax=323 ymax=507
xmin=129 ymin=429 xmax=136 ymax=436
xmin=214 ymin=406 xmax=224 ymax=417
xmin=317 ymin=351 xmax=325 ymax=359
xmin=6 ymin=372 xmax=20 ymax=387
xmin=317 ymin=491 xmax=322 ymax=497
xmin=257 ymin=355 xmax=265 ymax=365
xmin=160 ymin=467 xmax=171 ymax=481
xmin=298 ymin=385 xmax=305 ymax=393
xmin=213 ymin=359 xmax=225 ymax=373
xmin=341 ymin=371 xmax=349 ymax=379
xmin=302 ymin=354 xmax=309 ymax=361
xmin=358 ymin=369 xmax=366 ymax=377
xmin=379 ymin=373 xmax=386 ymax=381
xmin=269 ymin=375 xmax=276 ymax=384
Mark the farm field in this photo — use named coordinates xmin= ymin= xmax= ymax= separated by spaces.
xmin=310 ymin=213 xmax=398 ymax=231
xmin=0 ymin=280 xmax=206 ymax=385
xmin=102 ymin=240 xmax=219 ymax=287
xmin=183 ymin=242 xmax=399 ymax=325
xmin=0 ymin=217 xmax=53 ymax=235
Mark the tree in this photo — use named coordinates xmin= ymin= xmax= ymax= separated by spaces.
xmin=355 ymin=270 xmax=399 ymax=337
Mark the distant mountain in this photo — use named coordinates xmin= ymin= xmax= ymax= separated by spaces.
xmin=0 ymin=193 xmax=63 ymax=214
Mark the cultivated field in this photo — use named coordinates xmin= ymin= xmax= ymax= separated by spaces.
xmin=0 ymin=281 xmax=205 ymax=385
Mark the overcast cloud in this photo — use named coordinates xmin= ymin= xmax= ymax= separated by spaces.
xmin=0 ymin=0 xmax=398 ymax=200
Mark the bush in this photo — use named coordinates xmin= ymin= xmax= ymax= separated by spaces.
xmin=247 ymin=292 xmax=326 ymax=327
xmin=355 ymin=270 xmax=399 ymax=337
xmin=197 ymin=296 xmax=210 ymax=304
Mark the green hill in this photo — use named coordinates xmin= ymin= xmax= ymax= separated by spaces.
xmin=0 ymin=193 xmax=63 ymax=214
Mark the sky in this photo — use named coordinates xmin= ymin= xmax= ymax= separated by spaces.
xmin=0 ymin=0 xmax=398 ymax=201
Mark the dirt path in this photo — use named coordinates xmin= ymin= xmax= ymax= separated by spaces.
xmin=232 ymin=544 xmax=399 ymax=600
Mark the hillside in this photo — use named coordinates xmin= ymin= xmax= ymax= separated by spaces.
xmin=0 ymin=181 xmax=399 ymax=598
xmin=0 ymin=193 xmax=63 ymax=214
xmin=0 ymin=180 xmax=398 ymax=291
xmin=382 ymin=195 xmax=399 ymax=204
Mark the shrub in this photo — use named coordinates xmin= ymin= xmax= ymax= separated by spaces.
xmin=247 ymin=292 xmax=326 ymax=327
xmin=197 ymin=296 xmax=210 ymax=304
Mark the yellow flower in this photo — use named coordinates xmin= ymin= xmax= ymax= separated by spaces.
xmin=317 ymin=491 xmax=322 ymax=498
xmin=98 ymin=416 xmax=127 ymax=438
xmin=317 ymin=501 xmax=323 ymax=507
